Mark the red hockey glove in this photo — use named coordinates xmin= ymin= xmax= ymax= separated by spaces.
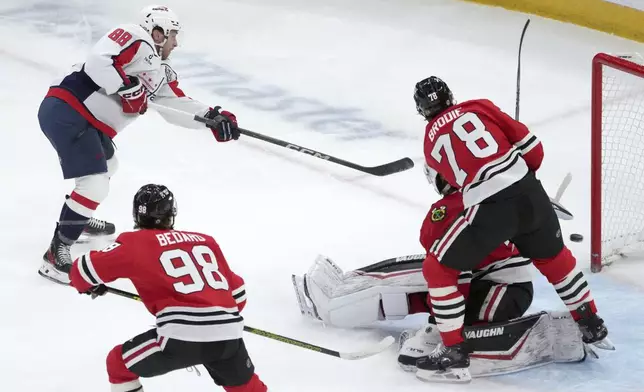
xmin=204 ymin=106 xmax=239 ymax=142
xmin=117 ymin=76 xmax=148 ymax=114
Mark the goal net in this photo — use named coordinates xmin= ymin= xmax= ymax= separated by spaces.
xmin=592 ymin=53 xmax=644 ymax=272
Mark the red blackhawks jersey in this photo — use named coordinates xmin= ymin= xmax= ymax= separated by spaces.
xmin=420 ymin=192 xmax=533 ymax=288
xmin=70 ymin=229 xmax=247 ymax=342
xmin=423 ymin=99 xmax=544 ymax=208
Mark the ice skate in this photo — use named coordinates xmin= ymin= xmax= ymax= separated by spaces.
xmin=416 ymin=342 xmax=471 ymax=383
xmin=575 ymin=304 xmax=614 ymax=351
xmin=397 ymin=321 xmax=441 ymax=372
xmin=39 ymin=225 xmax=73 ymax=285
xmin=78 ymin=217 xmax=116 ymax=243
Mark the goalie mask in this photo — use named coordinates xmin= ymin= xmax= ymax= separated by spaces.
xmin=423 ymin=163 xmax=456 ymax=196
xmin=133 ymin=184 xmax=177 ymax=230
xmin=414 ymin=76 xmax=455 ymax=121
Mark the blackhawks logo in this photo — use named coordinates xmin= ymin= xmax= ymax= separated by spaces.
xmin=431 ymin=206 xmax=447 ymax=222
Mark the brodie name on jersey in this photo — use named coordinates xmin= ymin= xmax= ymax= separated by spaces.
xmin=156 ymin=231 xmax=206 ymax=246
xmin=427 ymin=107 xmax=463 ymax=142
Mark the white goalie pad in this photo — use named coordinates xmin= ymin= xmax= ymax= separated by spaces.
xmin=292 ymin=255 xmax=427 ymax=328
xmin=467 ymin=311 xmax=588 ymax=378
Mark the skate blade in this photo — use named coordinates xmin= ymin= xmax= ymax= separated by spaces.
xmin=583 ymin=344 xmax=599 ymax=359
xmin=593 ymin=337 xmax=615 ymax=351
xmin=398 ymin=362 xmax=417 ymax=372
xmin=416 ymin=367 xmax=472 ymax=384
xmin=38 ymin=262 xmax=71 ymax=286
xmin=76 ymin=233 xmax=116 ymax=244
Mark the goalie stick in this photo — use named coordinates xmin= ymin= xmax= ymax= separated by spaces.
xmin=103 ymin=286 xmax=395 ymax=360
xmin=148 ymin=102 xmax=414 ymax=177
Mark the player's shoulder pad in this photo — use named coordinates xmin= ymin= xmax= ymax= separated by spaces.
xmin=117 ymin=23 xmax=155 ymax=43
xmin=108 ymin=23 xmax=157 ymax=55
xmin=113 ymin=230 xmax=139 ymax=244
xmin=428 ymin=192 xmax=463 ymax=223
xmin=462 ymin=98 xmax=502 ymax=113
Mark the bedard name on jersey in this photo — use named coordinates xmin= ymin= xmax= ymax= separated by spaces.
xmin=69 ymin=184 xmax=267 ymax=392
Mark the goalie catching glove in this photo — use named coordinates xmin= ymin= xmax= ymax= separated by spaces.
xmin=205 ymin=106 xmax=239 ymax=142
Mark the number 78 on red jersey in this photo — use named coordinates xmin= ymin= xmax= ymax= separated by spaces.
xmin=423 ymin=99 xmax=544 ymax=208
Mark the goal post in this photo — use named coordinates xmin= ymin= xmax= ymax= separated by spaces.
xmin=591 ymin=52 xmax=644 ymax=272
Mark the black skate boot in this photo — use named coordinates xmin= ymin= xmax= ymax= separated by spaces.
xmin=576 ymin=304 xmax=614 ymax=350
xmin=83 ymin=217 xmax=116 ymax=236
xmin=39 ymin=225 xmax=73 ymax=285
xmin=416 ymin=342 xmax=471 ymax=383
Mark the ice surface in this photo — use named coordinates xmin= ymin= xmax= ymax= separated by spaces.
xmin=1 ymin=0 xmax=643 ymax=391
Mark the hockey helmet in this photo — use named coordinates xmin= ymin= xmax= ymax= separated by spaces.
xmin=133 ymin=184 xmax=177 ymax=230
xmin=423 ymin=162 xmax=456 ymax=196
xmin=139 ymin=5 xmax=181 ymax=39
xmin=414 ymin=76 xmax=455 ymax=121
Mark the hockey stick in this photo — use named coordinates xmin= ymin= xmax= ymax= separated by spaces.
xmin=554 ymin=172 xmax=572 ymax=202
xmin=241 ymin=326 xmax=395 ymax=360
xmin=550 ymin=172 xmax=574 ymax=220
xmin=515 ymin=19 xmax=531 ymax=121
xmin=148 ymin=102 xmax=414 ymax=176
xmin=104 ymin=286 xmax=395 ymax=360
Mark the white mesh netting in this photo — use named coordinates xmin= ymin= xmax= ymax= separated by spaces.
xmin=600 ymin=53 xmax=644 ymax=262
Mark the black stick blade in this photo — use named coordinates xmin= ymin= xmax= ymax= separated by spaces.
xmin=363 ymin=157 xmax=415 ymax=176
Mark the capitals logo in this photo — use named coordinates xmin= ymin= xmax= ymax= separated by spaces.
xmin=431 ymin=206 xmax=447 ymax=222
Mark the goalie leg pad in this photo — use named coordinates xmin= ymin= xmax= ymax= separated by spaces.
xmin=466 ymin=311 xmax=586 ymax=378
xmin=292 ymin=255 xmax=426 ymax=328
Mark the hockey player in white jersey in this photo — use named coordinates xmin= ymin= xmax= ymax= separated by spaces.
xmin=38 ymin=5 xmax=240 ymax=285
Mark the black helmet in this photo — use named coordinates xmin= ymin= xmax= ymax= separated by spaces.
xmin=133 ymin=184 xmax=177 ymax=230
xmin=413 ymin=76 xmax=455 ymax=121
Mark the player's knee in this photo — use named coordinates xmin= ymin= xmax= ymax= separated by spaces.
xmin=106 ymin=345 xmax=139 ymax=385
xmin=223 ymin=374 xmax=267 ymax=392
xmin=107 ymin=155 xmax=119 ymax=178
xmin=74 ymin=172 xmax=110 ymax=204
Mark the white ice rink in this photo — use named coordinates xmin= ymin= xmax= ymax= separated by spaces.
xmin=2 ymin=0 xmax=644 ymax=391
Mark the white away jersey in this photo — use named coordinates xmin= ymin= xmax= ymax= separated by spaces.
xmin=46 ymin=23 xmax=209 ymax=137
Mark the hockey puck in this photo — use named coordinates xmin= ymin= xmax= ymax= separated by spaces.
xmin=569 ymin=233 xmax=584 ymax=242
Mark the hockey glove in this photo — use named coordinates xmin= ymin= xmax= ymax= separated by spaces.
xmin=204 ymin=106 xmax=239 ymax=142
xmin=84 ymin=284 xmax=108 ymax=299
xmin=117 ymin=76 xmax=148 ymax=115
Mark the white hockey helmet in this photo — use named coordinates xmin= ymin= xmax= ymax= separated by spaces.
xmin=139 ymin=5 xmax=181 ymax=39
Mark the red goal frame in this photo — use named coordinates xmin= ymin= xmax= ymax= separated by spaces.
xmin=591 ymin=53 xmax=644 ymax=272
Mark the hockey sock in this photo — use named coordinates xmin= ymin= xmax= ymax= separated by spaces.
xmin=532 ymin=247 xmax=596 ymax=320
xmin=106 ymin=345 xmax=141 ymax=391
xmin=224 ymin=374 xmax=268 ymax=392
xmin=58 ymin=192 xmax=98 ymax=243
xmin=423 ymin=255 xmax=465 ymax=346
